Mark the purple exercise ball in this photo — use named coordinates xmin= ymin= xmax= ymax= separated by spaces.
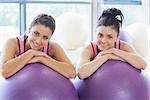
xmin=74 ymin=60 xmax=149 ymax=100
xmin=0 ymin=63 xmax=78 ymax=100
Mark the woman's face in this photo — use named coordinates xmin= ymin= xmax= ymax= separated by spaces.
xmin=28 ymin=24 xmax=53 ymax=50
xmin=96 ymin=26 xmax=118 ymax=51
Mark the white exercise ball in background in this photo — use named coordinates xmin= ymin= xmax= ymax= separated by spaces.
xmin=124 ymin=23 xmax=148 ymax=58
xmin=148 ymin=25 xmax=150 ymax=59
xmin=52 ymin=12 xmax=90 ymax=50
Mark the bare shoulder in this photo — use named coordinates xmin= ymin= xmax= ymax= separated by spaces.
xmin=48 ymin=41 xmax=64 ymax=56
xmin=49 ymin=41 xmax=63 ymax=51
xmin=5 ymin=37 xmax=17 ymax=44
xmin=80 ymin=43 xmax=93 ymax=60
xmin=120 ymin=40 xmax=135 ymax=53
xmin=48 ymin=41 xmax=73 ymax=62
xmin=2 ymin=37 xmax=18 ymax=63
xmin=4 ymin=38 xmax=18 ymax=51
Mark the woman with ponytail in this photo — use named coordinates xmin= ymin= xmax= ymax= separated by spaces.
xmin=77 ymin=8 xmax=147 ymax=79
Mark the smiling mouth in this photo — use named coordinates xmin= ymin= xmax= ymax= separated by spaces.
xmin=33 ymin=42 xmax=41 ymax=48
xmin=99 ymin=45 xmax=108 ymax=50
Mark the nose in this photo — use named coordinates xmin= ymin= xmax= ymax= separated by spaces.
xmin=101 ymin=37 xmax=107 ymax=43
xmin=36 ymin=37 xmax=42 ymax=44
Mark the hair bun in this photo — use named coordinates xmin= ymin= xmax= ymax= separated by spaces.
xmin=99 ymin=8 xmax=124 ymax=23
xmin=102 ymin=8 xmax=121 ymax=18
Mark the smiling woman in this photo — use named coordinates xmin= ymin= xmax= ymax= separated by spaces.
xmin=77 ymin=8 xmax=147 ymax=80
xmin=1 ymin=14 xmax=75 ymax=79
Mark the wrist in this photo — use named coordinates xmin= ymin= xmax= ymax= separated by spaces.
xmin=38 ymin=57 xmax=44 ymax=63
xmin=112 ymin=49 xmax=116 ymax=55
xmin=28 ymin=49 xmax=34 ymax=57
xmin=103 ymin=54 xmax=110 ymax=60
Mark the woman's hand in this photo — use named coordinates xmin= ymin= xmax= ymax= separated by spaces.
xmin=98 ymin=48 xmax=118 ymax=56
xmin=28 ymin=49 xmax=50 ymax=58
xmin=28 ymin=56 xmax=42 ymax=64
xmin=97 ymin=48 xmax=113 ymax=57
xmin=108 ymin=53 xmax=125 ymax=62
xmin=27 ymin=49 xmax=51 ymax=64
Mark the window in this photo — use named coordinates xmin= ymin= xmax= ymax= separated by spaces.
xmin=27 ymin=0 xmax=91 ymax=1
xmin=26 ymin=3 xmax=91 ymax=29
xmin=104 ymin=0 xmax=142 ymax=5
xmin=0 ymin=4 xmax=19 ymax=57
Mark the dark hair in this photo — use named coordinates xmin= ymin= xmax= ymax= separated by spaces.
xmin=97 ymin=8 xmax=124 ymax=34
xmin=29 ymin=14 xmax=56 ymax=34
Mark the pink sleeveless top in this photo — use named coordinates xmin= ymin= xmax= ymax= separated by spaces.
xmin=91 ymin=38 xmax=120 ymax=59
xmin=17 ymin=36 xmax=49 ymax=55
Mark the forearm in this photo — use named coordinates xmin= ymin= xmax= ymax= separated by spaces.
xmin=113 ymin=50 xmax=147 ymax=69
xmin=77 ymin=55 xmax=108 ymax=79
xmin=40 ymin=57 xmax=75 ymax=79
xmin=2 ymin=52 xmax=33 ymax=78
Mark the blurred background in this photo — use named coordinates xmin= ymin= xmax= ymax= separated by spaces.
xmin=0 ymin=0 xmax=149 ymax=77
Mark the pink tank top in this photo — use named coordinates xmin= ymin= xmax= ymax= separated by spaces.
xmin=91 ymin=38 xmax=120 ymax=59
xmin=17 ymin=36 xmax=48 ymax=55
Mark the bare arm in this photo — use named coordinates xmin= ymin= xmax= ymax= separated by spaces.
xmin=102 ymin=41 xmax=147 ymax=69
xmin=113 ymin=49 xmax=147 ymax=69
xmin=114 ymin=41 xmax=147 ymax=69
xmin=1 ymin=38 xmax=33 ymax=78
xmin=77 ymin=43 xmax=129 ymax=80
xmin=77 ymin=45 xmax=109 ymax=79
xmin=38 ymin=42 xmax=75 ymax=79
xmin=1 ymin=38 xmax=49 ymax=78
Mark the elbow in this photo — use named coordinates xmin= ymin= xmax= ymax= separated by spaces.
xmin=65 ymin=64 xmax=76 ymax=79
xmin=135 ymin=62 xmax=147 ymax=70
xmin=1 ymin=64 xmax=11 ymax=78
xmin=2 ymin=69 xmax=10 ymax=79
xmin=77 ymin=70 xmax=87 ymax=80
xmin=77 ymin=72 xmax=84 ymax=80
xmin=1 ymin=64 xmax=13 ymax=79
xmin=141 ymin=62 xmax=147 ymax=70
xmin=67 ymin=69 xmax=76 ymax=79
